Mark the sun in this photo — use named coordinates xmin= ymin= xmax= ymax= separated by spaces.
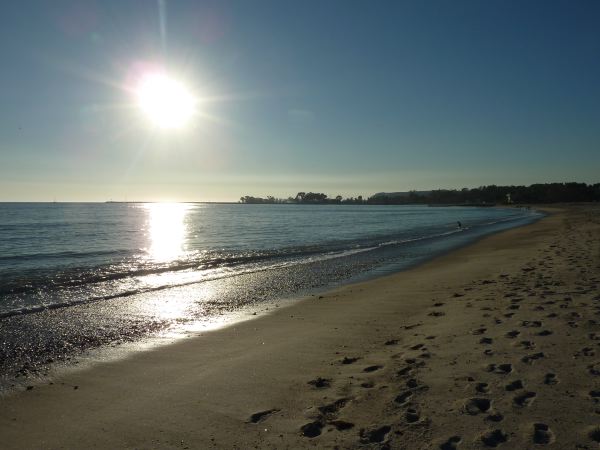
xmin=135 ymin=73 xmax=196 ymax=129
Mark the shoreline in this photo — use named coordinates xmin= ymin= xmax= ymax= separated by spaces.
xmin=2 ymin=204 xmax=599 ymax=448
xmin=0 ymin=205 xmax=539 ymax=389
xmin=1 ymin=207 xmax=539 ymax=391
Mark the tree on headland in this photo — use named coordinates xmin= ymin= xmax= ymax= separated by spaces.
xmin=303 ymin=192 xmax=328 ymax=203
xmin=240 ymin=196 xmax=280 ymax=204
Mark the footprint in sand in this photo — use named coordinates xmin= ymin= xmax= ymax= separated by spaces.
xmin=588 ymin=390 xmax=600 ymax=402
xmin=300 ymin=398 xmax=355 ymax=437
xmin=360 ymin=425 xmax=391 ymax=444
xmin=476 ymin=382 xmax=490 ymax=393
xmin=574 ymin=347 xmax=595 ymax=358
xmin=486 ymin=413 xmax=504 ymax=422
xmin=486 ymin=363 xmax=513 ymax=374
xmin=516 ymin=340 xmax=535 ymax=350
xmin=544 ymin=373 xmax=558 ymax=385
xmin=440 ymin=436 xmax=462 ymax=450
xmin=590 ymin=333 xmax=600 ymax=341
xmin=307 ymin=377 xmax=331 ymax=389
xmin=472 ymin=327 xmax=487 ymax=335
xmin=513 ymin=391 xmax=537 ymax=407
xmin=480 ymin=337 xmax=493 ymax=345
xmin=318 ymin=398 xmax=349 ymax=416
xmin=341 ymin=356 xmax=360 ymax=365
xmin=463 ymin=398 xmax=492 ymax=415
xmin=533 ymin=423 xmax=555 ymax=444
xmin=248 ymin=408 xmax=280 ymax=424
xmin=397 ymin=366 xmax=414 ymax=377
xmin=505 ymin=330 xmax=520 ymax=339
xmin=587 ymin=363 xmax=600 ymax=376
xmin=300 ymin=420 xmax=323 ymax=438
xmin=363 ymin=365 xmax=383 ymax=373
xmin=395 ymin=390 xmax=413 ymax=405
xmin=405 ymin=408 xmax=420 ymax=423
xmin=521 ymin=320 xmax=543 ymax=328
xmin=330 ymin=420 xmax=354 ymax=431
xmin=480 ymin=429 xmax=508 ymax=447
xmin=588 ymin=426 xmax=600 ymax=443
xmin=505 ymin=380 xmax=524 ymax=391
xmin=405 ymin=358 xmax=426 ymax=368
xmin=406 ymin=378 xmax=419 ymax=388
xmin=521 ymin=352 xmax=545 ymax=364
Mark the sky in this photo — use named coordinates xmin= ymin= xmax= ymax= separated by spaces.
xmin=1 ymin=0 xmax=599 ymax=202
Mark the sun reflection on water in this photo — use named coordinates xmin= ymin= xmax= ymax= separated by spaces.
xmin=144 ymin=203 xmax=190 ymax=261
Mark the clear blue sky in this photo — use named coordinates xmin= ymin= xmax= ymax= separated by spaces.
xmin=1 ymin=0 xmax=599 ymax=201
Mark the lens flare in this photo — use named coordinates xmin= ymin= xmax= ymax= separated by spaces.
xmin=136 ymin=73 xmax=196 ymax=129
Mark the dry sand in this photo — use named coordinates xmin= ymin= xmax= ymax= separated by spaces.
xmin=1 ymin=204 xmax=600 ymax=449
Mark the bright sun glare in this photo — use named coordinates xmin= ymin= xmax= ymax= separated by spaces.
xmin=146 ymin=203 xmax=189 ymax=260
xmin=136 ymin=73 xmax=196 ymax=129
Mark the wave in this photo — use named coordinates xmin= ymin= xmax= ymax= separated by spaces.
xmin=0 ymin=248 xmax=134 ymax=263
xmin=0 ymin=226 xmax=460 ymax=297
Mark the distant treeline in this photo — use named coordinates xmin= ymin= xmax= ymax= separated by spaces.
xmin=372 ymin=183 xmax=600 ymax=205
xmin=240 ymin=183 xmax=600 ymax=205
xmin=240 ymin=192 xmax=366 ymax=204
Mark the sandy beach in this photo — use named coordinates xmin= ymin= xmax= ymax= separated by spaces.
xmin=1 ymin=204 xmax=599 ymax=449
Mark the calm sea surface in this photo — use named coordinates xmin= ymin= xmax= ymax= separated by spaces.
xmin=0 ymin=203 xmax=542 ymax=384
xmin=0 ymin=203 xmax=540 ymax=317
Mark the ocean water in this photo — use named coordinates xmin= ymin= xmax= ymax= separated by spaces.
xmin=0 ymin=202 xmax=542 ymax=383
xmin=0 ymin=202 xmax=540 ymax=317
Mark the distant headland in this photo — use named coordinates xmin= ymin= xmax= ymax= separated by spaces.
xmin=240 ymin=182 xmax=600 ymax=205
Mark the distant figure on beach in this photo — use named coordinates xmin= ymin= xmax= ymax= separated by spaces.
xmin=457 ymin=221 xmax=462 ymax=229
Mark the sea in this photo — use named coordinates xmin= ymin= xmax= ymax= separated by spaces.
xmin=0 ymin=202 xmax=542 ymax=385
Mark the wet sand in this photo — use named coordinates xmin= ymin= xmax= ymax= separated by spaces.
xmin=1 ymin=204 xmax=599 ymax=449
